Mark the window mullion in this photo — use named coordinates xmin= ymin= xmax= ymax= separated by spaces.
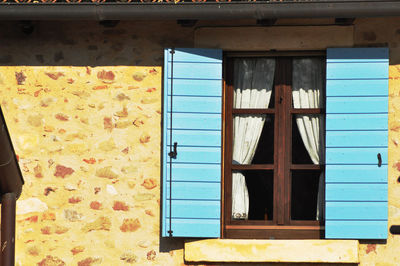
xmin=283 ymin=83 xmax=293 ymax=225
xmin=274 ymin=58 xmax=293 ymax=226
xmin=274 ymin=82 xmax=284 ymax=225
xmin=283 ymin=58 xmax=293 ymax=225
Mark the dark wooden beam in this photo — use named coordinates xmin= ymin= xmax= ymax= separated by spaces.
xmin=177 ymin=19 xmax=197 ymax=27
xmin=99 ymin=20 xmax=120 ymax=27
xmin=335 ymin=18 xmax=355 ymax=25
xmin=256 ymin=19 xmax=277 ymax=26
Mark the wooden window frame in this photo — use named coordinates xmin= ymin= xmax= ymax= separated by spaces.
xmin=222 ymin=51 xmax=326 ymax=239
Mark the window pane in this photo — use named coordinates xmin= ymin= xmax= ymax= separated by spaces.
xmin=233 ymin=58 xmax=276 ymax=109
xmin=292 ymin=57 xmax=325 ymax=109
xmin=291 ymin=170 xmax=323 ymax=221
xmin=232 ymin=170 xmax=273 ymax=220
xmin=292 ymin=115 xmax=324 ymax=164
xmin=233 ymin=115 xmax=274 ymax=164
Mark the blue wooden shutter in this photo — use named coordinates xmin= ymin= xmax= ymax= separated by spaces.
xmin=325 ymin=48 xmax=389 ymax=239
xmin=162 ymin=48 xmax=222 ymax=237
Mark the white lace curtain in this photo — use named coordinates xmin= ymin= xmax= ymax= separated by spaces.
xmin=231 ymin=58 xmax=275 ymax=220
xmin=292 ymin=57 xmax=325 ymax=221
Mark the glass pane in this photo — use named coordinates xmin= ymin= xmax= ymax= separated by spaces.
xmin=291 ymin=170 xmax=322 ymax=221
xmin=233 ymin=58 xmax=276 ymax=109
xmin=292 ymin=57 xmax=325 ymax=109
xmin=292 ymin=115 xmax=324 ymax=164
xmin=233 ymin=115 xmax=274 ymax=164
xmin=232 ymin=170 xmax=273 ymax=220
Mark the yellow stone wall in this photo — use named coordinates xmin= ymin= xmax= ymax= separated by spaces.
xmin=0 ymin=20 xmax=192 ymax=266
xmin=0 ymin=18 xmax=400 ymax=265
xmin=357 ymin=65 xmax=400 ymax=266
xmin=0 ymin=66 xmax=177 ymax=265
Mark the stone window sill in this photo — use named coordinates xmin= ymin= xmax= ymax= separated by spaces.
xmin=184 ymin=239 xmax=359 ymax=263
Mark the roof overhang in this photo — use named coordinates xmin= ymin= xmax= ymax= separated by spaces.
xmin=0 ymin=1 xmax=399 ymax=20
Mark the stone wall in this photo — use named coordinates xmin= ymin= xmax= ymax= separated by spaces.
xmin=0 ymin=18 xmax=400 ymax=265
xmin=0 ymin=21 xmax=192 ymax=266
xmin=1 ymin=64 xmax=175 ymax=265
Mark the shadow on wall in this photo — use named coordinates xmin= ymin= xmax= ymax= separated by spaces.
xmin=159 ymin=237 xmax=185 ymax=253
xmin=0 ymin=20 xmax=194 ymax=67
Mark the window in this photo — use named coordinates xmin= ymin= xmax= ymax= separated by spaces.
xmin=223 ymin=53 xmax=325 ymax=239
xmin=162 ymin=47 xmax=388 ymax=240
